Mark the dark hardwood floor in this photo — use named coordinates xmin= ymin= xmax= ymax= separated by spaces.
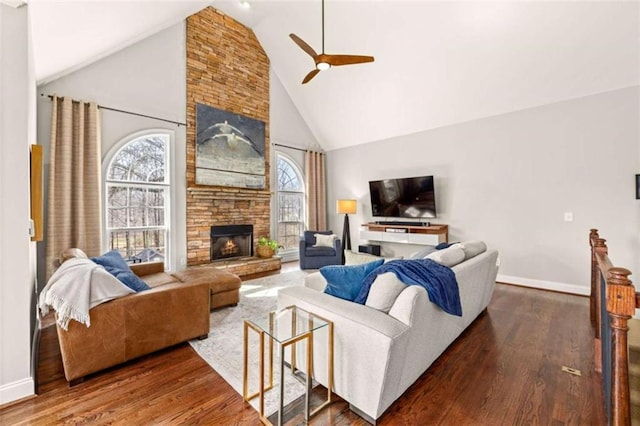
xmin=0 ymin=263 xmax=605 ymax=425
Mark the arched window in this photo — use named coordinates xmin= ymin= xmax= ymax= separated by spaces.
xmin=104 ymin=131 xmax=171 ymax=267
xmin=276 ymin=153 xmax=305 ymax=255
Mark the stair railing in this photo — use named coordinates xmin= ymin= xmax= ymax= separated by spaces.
xmin=590 ymin=229 xmax=636 ymax=425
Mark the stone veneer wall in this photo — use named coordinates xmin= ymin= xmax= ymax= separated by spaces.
xmin=186 ymin=7 xmax=270 ymax=266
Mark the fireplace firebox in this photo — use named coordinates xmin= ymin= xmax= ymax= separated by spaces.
xmin=210 ymin=224 xmax=253 ymax=262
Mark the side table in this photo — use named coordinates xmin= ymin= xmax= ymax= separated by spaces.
xmin=243 ymin=305 xmax=333 ymax=425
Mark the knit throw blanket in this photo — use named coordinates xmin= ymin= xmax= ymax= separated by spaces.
xmin=354 ymin=259 xmax=462 ymax=316
xmin=38 ymin=257 xmax=134 ymax=330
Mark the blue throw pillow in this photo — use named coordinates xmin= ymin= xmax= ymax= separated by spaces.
xmin=91 ymin=250 xmax=150 ymax=292
xmin=320 ymin=259 xmax=384 ymax=301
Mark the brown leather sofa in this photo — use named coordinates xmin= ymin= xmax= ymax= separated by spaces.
xmin=56 ymin=259 xmax=211 ymax=385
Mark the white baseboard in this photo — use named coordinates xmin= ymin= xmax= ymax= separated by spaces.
xmin=0 ymin=377 xmax=34 ymax=405
xmin=497 ymin=274 xmax=589 ymax=296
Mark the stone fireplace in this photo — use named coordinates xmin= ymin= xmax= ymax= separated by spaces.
xmin=210 ymin=224 xmax=253 ymax=262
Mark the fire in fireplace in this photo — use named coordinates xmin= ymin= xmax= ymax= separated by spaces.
xmin=210 ymin=224 xmax=253 ymax=262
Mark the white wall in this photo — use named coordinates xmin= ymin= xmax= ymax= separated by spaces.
xmin=37 ymin=22 xmax=188 ymax=273
xmin=327 ymin=87 xmax=640 ymax=294
xmin=0 ymin=3 xmax=36 ymax=404
xmin=270 ymin=68 xmax=321 ymax=152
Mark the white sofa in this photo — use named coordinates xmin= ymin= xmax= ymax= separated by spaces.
xmin=277 ymin=246 xmax=499 ymax=423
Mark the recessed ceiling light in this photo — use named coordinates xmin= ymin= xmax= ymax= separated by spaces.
xmin=239 ymin=1 xmax=251 ymax=9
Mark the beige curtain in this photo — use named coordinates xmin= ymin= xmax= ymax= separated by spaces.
xmin=45 ymin=96 xmax=102 ymax=278
xmin=305 ymin=150 xmax=327 ymax=231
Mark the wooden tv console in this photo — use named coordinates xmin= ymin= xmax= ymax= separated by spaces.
xmin=360 ymin=223 xmax=448 ymax=246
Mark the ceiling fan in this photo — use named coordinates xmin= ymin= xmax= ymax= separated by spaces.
xmin=289 ymin=0 xmax=374 ymax=84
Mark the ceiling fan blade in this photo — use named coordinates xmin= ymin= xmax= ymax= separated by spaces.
xmin=290 ymin=33 xmax=318 ymax=59
xmin=302 ymin=69 xmax=321 ymax=84
xmin=324 ymin=54 xmax=375 ymax=66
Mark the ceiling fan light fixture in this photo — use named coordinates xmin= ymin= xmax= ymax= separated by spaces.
xmin=290 ymin=0 xmax=374 ymax=84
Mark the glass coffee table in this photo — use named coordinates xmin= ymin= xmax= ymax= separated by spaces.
xmin=243 ymin=305 xmax=334 ymax=426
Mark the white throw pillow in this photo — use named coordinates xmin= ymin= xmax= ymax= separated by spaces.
xmin=426 ymin=246 xmax=465 ymax=267
xmin=304 ymin=271 xmax=327 ymax=291
xmin=365 ymin=272 xmax=407 ymax=313
xmin=314 ymin=233 xmax=337 ymax=248
xmin=344 ymin=250 xmax=382 ymax=265
xmin=459 ymin=240 xmax=487 ymax=260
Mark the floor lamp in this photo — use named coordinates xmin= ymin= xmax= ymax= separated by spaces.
xmin=337 ymin=199 xmax=357 ymax=263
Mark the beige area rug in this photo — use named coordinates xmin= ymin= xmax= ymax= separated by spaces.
xmin=189 ymin=269 xmax=311 ymax=416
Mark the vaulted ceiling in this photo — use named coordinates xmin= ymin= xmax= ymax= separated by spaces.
xmin=27 ymin=1 xmax=640 ymax=151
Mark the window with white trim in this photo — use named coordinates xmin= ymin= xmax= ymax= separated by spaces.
xmin=105 ymin=132 xmax=170 ymax=266
xmin=276 ymin=154 xmax=305 ymax=254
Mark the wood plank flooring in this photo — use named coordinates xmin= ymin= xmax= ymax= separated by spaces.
xmin=1 ymin=267 xmax=605 ymax=425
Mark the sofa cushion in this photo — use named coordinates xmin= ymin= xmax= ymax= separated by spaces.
xmin=409 ymin=245 xmax=437 ymax=259
xmin=91 ymin=250 xmax=150 ymax=292
xmin=304 ymin=271 xmax=328 ymax=291
xmin=425 ymin=247 xmax=465 ymax=267
xmin=344 ymin=250 xmax=382 ymax=265
xmin=365 ymin=272 xmax=407 ymax=313
xmin=314 ymin=233 xmax=337 ymax=248
xmin=458 ymin=240 xmax=487 ymax=260
xmin=305 ymin=246 xmax=337 ymax=257
xmin=303 ymin=230 xmax=333 ymax=246
xmin=321 ymin=259 xmax=384 ymax=301
xmin=142 ymin=272 xmax=180 ymax=288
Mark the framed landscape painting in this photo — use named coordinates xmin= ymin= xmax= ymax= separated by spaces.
xmin=195 ymin=103 xmax=266 ymax=189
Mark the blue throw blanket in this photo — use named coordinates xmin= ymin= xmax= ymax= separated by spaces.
xmin=354 ymin=259 xmax=462 ymax=316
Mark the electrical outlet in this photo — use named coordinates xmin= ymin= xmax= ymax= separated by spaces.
xmin=564 ymin=212 xmax=573 ymax=222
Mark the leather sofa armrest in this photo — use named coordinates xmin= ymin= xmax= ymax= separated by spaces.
xmin=130 ymin=261 xmax=164 ymax=277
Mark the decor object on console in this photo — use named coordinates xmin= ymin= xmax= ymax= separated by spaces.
xmin=299 ymin=230 xmax=342 ymax=270
xmin=195 ymin=103 xmax=266 ymax=189
xmin=336 ymin=199 xmax=356 ymax=262
xmin=256 ymin=236 xmax=281 ymax=258
xmin=278 ymin=241 xmax=499 ymax=423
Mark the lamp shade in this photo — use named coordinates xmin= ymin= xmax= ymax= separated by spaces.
xmin=336 ymin=199 xmax=357 ymax=215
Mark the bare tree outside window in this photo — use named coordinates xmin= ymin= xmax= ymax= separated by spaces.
xmin=106 ymin=134 xmax=170 ymax=266
xmin=276 ymin=154 xmax=305 ymax=253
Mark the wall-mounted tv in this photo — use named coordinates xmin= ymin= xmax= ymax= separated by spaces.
xmin=369 ymin=175 xmax=436 ymax=218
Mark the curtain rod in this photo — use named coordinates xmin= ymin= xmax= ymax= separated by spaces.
xmin=272 ymin=143 xmax=317 ymax=153
xmin=41 ymin=94 xmax=186 ymax=127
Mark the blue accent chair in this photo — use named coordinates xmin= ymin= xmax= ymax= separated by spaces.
xmin=299 ymin=230 xmax=342 ymax=270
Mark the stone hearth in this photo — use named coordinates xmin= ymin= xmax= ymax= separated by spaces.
xmin=211 ymin=256 xmax=281 ymax=277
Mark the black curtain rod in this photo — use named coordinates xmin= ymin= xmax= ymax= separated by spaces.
xmin=41 ymin=94 xmax=186 ymax=127
xmin=272 ymin=143 xmax=314 ymax=153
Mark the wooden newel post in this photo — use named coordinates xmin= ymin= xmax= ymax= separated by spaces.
xmin=606 ymin=267 xmax=634 ymax=426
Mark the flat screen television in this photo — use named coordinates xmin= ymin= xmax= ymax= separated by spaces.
xmin=369 ymin=175 xmax=436 ymax=218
